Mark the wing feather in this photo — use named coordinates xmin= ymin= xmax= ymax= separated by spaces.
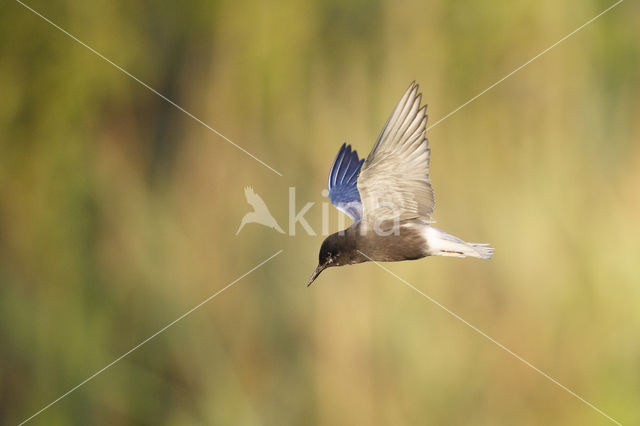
xmin=327 ymin=143 xmax=365 ymax=222
xmin=357 ymin=82 xmax=435 ymax=224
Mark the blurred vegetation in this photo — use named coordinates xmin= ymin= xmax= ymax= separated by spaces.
xmin=1 ymin=0 xmax=639 ymax=424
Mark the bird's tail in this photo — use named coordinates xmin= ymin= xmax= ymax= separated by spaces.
xmin=425 ymin=227 xmax=494 ymax=259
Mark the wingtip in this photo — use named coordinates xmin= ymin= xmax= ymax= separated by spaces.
xmin=402 ymin=81 xmax=422 ymax=107
xmin=349 ymin=147 xmax=360 ymax=161
xmin=338 ymin=142 xmax=362 ymax=163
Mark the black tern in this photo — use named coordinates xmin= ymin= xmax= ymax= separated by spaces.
xmin=308 ymin=82 xmax=493 ymax=286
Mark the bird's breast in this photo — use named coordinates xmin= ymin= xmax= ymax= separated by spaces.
xmin=355 ymin=221 xmax=429 ymax=262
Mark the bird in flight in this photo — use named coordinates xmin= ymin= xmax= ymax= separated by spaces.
xmin=236 ymin=187 xmax=284 ymax=235
xmin=308 ymin=82 xmax=493 ymax=286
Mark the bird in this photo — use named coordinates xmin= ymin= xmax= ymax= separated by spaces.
xmin=307 ymin=82 xmax=493 ymax=286
xmin=236 ymin=187 xmax=285 ymax=235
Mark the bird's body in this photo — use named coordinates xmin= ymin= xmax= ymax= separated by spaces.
xmin=321 ymin=221 xmax=492 ymax=265
xmin=308 ymin=82 xmax=493 ymax=285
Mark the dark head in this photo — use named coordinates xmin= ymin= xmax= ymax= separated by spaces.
xmin=307 ymin=231 xmax=363 ymax=286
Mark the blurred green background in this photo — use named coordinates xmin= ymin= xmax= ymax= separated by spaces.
xmin=1 ymin=0 xmax=639 ymax=424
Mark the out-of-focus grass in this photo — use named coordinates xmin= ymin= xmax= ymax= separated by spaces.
xmin=1 ymin=0 xmax=639 ymax=424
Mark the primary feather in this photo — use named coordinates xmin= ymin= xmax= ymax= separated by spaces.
xmin=327 ymin=143 xmax=365 ymax=222
xmin=357 ymin=82 xmax=435 ymax=224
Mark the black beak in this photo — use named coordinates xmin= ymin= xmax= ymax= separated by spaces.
xmin=307 ymin=263 xmax=328 ymax=287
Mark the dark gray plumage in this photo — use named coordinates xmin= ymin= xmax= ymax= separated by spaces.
xmin=308 ymin=82 xmax=493 ymax=286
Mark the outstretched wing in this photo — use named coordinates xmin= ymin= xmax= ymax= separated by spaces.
xmin=328 ymin=143 xmax=365 ymax=222
xmin=357 ymin=82 xmax=435 ymax=224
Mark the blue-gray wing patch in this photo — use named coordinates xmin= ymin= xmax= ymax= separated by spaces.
xmin=328 ymin=143 xmax=365 ymax=222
